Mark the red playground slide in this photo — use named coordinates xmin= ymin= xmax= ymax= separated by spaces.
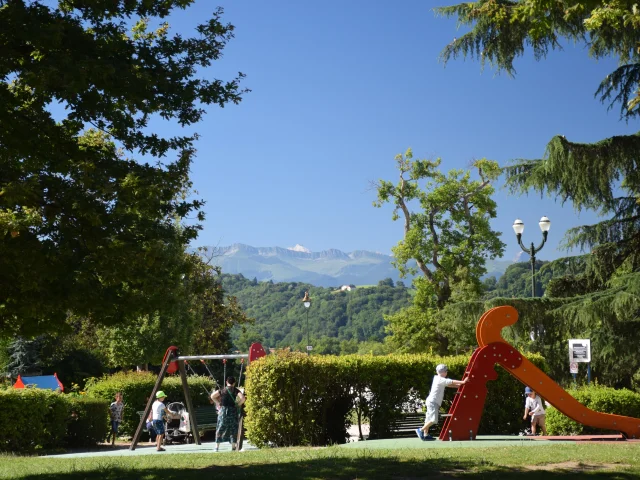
xmin=439 ymin=306 xmax=640 ymax=441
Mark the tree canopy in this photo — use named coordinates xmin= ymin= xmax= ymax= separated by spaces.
xmin=220 ymin=274 xmax=413 ymax=353
xmin=436 ymin=0 xmax=640 ymax=117
xmin=436 ymin=0 xmax=640 ymax=298
xmin=374 ymin=149 xmax=505 ymax=309
xmin=436 ymin=0 xmax=640 ymax=386
xmin=0 ymin=1 xmax=246 ymax=335
xmin=373 ymin=149 xmax=505 ymax=352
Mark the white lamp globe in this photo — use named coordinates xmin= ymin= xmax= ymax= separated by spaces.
xmin=539 ymin=216 xmax=551 ymax=232
xmin=513 ymin=219 xmax=525 ymax=235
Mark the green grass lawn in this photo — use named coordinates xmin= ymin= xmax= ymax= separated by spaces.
xmin=3 ymin=444 xmax=640 ymax=479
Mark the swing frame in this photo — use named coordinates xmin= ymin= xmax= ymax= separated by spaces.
xmin=130 ymin=343 xmax=266 ymax=450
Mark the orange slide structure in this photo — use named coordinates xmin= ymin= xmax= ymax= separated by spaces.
xmin=439 ymin=306 xmax=640 ymax=441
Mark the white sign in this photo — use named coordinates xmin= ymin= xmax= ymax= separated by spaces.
xmin=569 ymin=339 xmax=591 ymax=363
xmin=306 ymin=345 xmax=313 ymax=351
xmin=570 ymin=362 xmax=579 ymax=374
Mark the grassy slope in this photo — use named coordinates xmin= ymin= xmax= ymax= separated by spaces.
xmin=3 ymin=444 xmax=640 ymax=479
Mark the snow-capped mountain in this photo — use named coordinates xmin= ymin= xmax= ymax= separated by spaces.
xmin=204 ymin=243 xmax=511 ymax=287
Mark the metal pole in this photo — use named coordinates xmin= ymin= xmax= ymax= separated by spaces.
xmin=587 ymin=363 xmax=591 ymax=385
xmin=178 ymin=360 xmax=201 ymax=445
xmin=130 ymin=350 xmax=174 ymax=451
xmin=530 ymin=243 xmax=536 ymax=298
xmin=306 ymin=308 xmax=310 ymax=356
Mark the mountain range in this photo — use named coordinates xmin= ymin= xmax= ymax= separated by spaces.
xmin=206 ymin=243 xmax=513 ymax=287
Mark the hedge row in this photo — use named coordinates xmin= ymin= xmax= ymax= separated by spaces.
xmin=0 ymin=389 xmax=109 ymax=452
xmin=546 ymin=384 xmax=640 ymax=436
xmin=244 ymin=351 xmax=547 ymax=447
xmin=85 ymin=371 xmax=215 ymax=436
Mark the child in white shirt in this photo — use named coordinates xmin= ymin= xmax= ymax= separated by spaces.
xmin=523 ymin=386 xmax=547 ymax=435
xmin=151 ymin=391 xmax=171 ymax=451
xmin=417 ymin=364 xmax=467 ymax=441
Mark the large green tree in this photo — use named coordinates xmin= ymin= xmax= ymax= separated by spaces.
xmin=436 ymin=0 xmax=640 ymax=386
xmin=374 ymin=149 xmax=505 ymax=352
xmin=0 ymin=1 xmax=246 ymax=335
xmin=57 ymin=252 xmax=251 ymax=368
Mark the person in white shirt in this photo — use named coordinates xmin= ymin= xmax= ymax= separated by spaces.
xmin=417 ymin=364 xmax=468 ymax=441
xmin=523 ymin=386 xmax=547 ymax=435
xmin=151 ymin=391 xmax=171 ymax=451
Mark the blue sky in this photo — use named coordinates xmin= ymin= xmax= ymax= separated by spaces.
xmin=151 ymin=1 xmax=636 ymax=262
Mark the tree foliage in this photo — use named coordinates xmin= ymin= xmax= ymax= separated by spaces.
xmin=221 ymin=274 xmax=413 ymax=353
xmin=436 ymin=0 xmax=640 ymax=117
xmin=373 ymin=149 xmax=505 ymax=352
xmin=1 ymin=254 xmax=251 ymax=375
xmin=437 ymin=0 xmax=640 ymax=386
xmin=6 ymin=336 xmax=42 ymax=377
xmin=374 ymin=149 xmax=505 ymax=308
xmin=0 ymin=1 xmax=246 ymax=335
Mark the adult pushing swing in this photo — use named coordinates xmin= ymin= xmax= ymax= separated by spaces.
xmin=130 ymin=343 xmax=267 ymax=451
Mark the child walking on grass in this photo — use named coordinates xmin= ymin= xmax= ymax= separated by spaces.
xmin=108 ymin=392 xmax=124 ymax=446
xmin=416 ymin=364 xmax=467 ymax=441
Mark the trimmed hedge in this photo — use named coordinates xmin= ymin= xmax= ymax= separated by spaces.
xmin=0 ymin=389 xmax=109 ymax=452
xmin=66 ymin=396 xmax=110 ymax=447
xmin=546 ymin=384 xmax=640 ymax=436
xmin=244 ymin=351 xmax=547 ymax=447
xmin=85 ymin=371 xmax=215 ymax=437
xmin=0 ymin=389 xmax=68 ymax=452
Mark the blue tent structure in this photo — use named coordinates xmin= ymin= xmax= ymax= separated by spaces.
xmin=13 ymin=373 xmax=64 ymax=391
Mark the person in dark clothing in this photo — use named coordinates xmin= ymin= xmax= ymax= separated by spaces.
xmin=210 ymin=376 xmax=245 ymax=452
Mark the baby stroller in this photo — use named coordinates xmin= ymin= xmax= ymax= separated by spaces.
xmin=164 ymin=402 xmax=194 ymax=444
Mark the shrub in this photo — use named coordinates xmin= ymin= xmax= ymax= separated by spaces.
xmin=65 ymin=396 xmax=110 ymax=447
xmin=0 ymin=389 xmax=67 ymax=452
xmin=244 ymin=351 xmax=547 ymax=447
xmin=85 ymin=371 xmax=215 ymax=436
xmin=546 ymin=384 xmax=640 ymax=436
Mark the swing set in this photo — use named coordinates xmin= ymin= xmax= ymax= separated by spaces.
xmin=130 ymin=342 xmax=266 ymax=450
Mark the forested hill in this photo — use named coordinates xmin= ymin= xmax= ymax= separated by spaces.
xmin=221 ymin=274 xmax=412 ymax=354
xmin=222 ymin=258 xmax=586 ymax=355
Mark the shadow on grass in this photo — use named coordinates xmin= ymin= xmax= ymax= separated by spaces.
xmin=15 ymin=456 xmax=638 ymax=480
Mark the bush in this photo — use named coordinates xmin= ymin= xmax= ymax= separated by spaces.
xmin=65 ymin=396 xmax=110 ymax=447
xmin=0 ymin=389 xmax=67 ymax=452
xmin=85 ymin=371 xmax=215 ymax=437
xmin=0 ymin=389 xmax=110 ymax=452
xmin=546 ymin=384 xmax=640 ymax=436
xmin=244 ymin=351 xmax=547 ymax=447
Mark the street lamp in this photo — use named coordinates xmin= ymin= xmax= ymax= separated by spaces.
xmin=513 ymin=216 xmax=551 ymax=297
xmin=302 ymin=291 xmax=311 ymax=355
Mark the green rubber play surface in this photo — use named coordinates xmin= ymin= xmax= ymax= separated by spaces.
xmin=339 ymin=435 xmax=578 ymax=449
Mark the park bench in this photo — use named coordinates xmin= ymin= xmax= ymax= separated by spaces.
xmin=389 ymin=412 xmax=452 ymax=438
xmin=192 ymin=406 xmax=218 ymax=434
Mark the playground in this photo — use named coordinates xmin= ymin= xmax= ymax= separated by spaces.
xmin=30 ymin=305 xmax=640 ymax=468
xmin=1 ymin=306 xmax=638 ymax=480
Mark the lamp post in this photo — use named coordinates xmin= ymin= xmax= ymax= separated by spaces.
xmin=513 ymin=216 xmax=551 ymax=297
xmin=302 ymin=291 xmax=311 ymax=355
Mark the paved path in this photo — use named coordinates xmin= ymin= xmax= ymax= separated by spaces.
xmin=43 ymin=441 xmax=258 ymax=459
